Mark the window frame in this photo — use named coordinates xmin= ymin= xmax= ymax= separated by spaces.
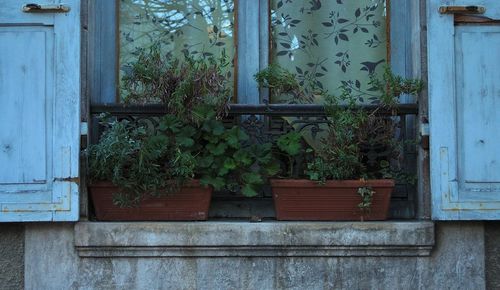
xmin=84 ymin=0 xmax=424 ymax=220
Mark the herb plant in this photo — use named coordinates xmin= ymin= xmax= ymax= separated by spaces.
xmin=87 ymin=114 xmax=199 ymax=206
xmin=254 ymin=63 xmax=314 ymax=103
xmin=255 ymin=64 xmax=422 ymax=184
xmin=121 ymin=43 xmax=231 ymax=122
xmin=87 ymin=111 xmax=279 ymax=206
xmin=306 ymin=66 xmax=423 ymax=183
xmin=88 ymin=47 xmax=278 ymax=206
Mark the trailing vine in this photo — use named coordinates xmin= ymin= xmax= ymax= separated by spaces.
xmin=357 ymin=186 xmax=375 ymax=219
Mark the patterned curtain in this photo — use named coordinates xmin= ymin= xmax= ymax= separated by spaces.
xmin=119 ymin=0 xmax=387 ymax=104
xmin=271 ymin=0 xmax=388 ymax=104
xmin=119 ymin=0 xmax=235 ymax=95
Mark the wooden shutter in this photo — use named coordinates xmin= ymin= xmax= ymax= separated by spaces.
xmin=0 ymin=0 xmax=80 ymax=221
xmin=428 ymin=0 xmax=500 ymax=220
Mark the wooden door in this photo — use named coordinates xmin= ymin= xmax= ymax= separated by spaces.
xmin=0 ymin=1 xmax=80 ymax=221
xmin=428 ymin=0 xmax=500 ymax=219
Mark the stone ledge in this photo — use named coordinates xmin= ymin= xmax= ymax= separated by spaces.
xmin=74 ymin=221 xmax=435 ymax=258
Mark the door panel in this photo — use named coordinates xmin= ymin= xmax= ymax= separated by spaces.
xmin=429 ymin=0 xmax=500 ymax=219
xmin=0 ymin=27 xmax=52 ymax=184
xmin=0 ymin=0 xmax=80 ymax=221
xmin=456 ymin=27 xmax=500 ymax=185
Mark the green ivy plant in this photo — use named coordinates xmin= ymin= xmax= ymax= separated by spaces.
xmin=273 ymin=131 xmax=309 ymax=178
xmin=194 ymin=106 xmax=279 ymax=197
xmin=87 ymin=110 xmax=279 ymax=206
xmin=88 ymin=47 xmax=279 ymax=206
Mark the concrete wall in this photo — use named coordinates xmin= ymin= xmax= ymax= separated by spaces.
xmin=486 ymin=222 xmax=500 ymax=290
xmin=0 ymin=224 xmax=24 ymax=290
xmin=23 ymin=222 xmax=488 ymax=290
xmin=0 ymin=222 xmax=498 ymax=289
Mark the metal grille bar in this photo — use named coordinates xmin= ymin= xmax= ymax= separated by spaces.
xmin=90 ymin=103 xmax=418 ymax=116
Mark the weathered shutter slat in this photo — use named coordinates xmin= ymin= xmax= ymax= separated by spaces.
xmin=0 ymin=0 xmax=80 ymax=222
xmin=428 ymin=0 xmax=500 ymax=220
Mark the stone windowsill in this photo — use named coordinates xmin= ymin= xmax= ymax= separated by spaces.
xmin=74 ymin=221 xmax=435 ymax=258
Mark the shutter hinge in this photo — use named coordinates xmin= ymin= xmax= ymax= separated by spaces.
xmin=439 ymin=6 xmax=485 ymax=15
xmin=54 ymin=177 xmax=80 ymax=184
xmin=420 ymin=117 xmax=429 ymax=150
xmin=80 ymin=122 xmax=88 ymax=136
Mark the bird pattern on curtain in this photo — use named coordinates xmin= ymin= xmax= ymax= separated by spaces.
xmin=270 ymin=0 xmax=388 ymax=104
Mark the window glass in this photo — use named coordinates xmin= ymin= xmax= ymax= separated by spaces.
xmin=270 ymin=0 xmax=388 ymax=104
xmin=119 ymin=0 xmax=235 ymax=100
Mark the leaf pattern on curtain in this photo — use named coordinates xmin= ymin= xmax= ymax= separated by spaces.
xmin=271 ymin=0 xmax=388 ymax=104
xmin=119 ymin=0 xmax=235 ymax=97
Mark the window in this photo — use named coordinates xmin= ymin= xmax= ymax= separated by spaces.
xmin=119 ymin=0 xmax=236 ymax=99
xmin=269 ymin=0 xmax=388 ymax=104
xmin=91 ymin=0 xmax=390 ymax=104
xmin=87 ymin=0 xmax=417 ymax=219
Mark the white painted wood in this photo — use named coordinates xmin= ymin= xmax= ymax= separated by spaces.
xmin=0 ymin=0 xmax=80 ymax=221
xmin=428 ymin=0 xmax=500 ymax=220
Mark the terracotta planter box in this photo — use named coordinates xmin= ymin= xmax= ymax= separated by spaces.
xmin=89 ymin=180 xmax=212 ymax=221
xmin=270 ymin=179 xmax=394 ymax=221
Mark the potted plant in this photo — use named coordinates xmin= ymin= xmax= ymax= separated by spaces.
xmin=263 ymin=66 xmax=422 ymax=221
xmin=86 ymin=45 xmax=276 ymax=220
xmin=87 ymin=110 xmax=275 ymax=221
xmin=87 ymin=113 xmax=212 ymax=221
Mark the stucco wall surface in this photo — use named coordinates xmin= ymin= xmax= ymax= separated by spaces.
xmin=0 ymin=224 xmax=24 ymax=290
xmin=24 ymin=222 xmax=485 ymax=290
